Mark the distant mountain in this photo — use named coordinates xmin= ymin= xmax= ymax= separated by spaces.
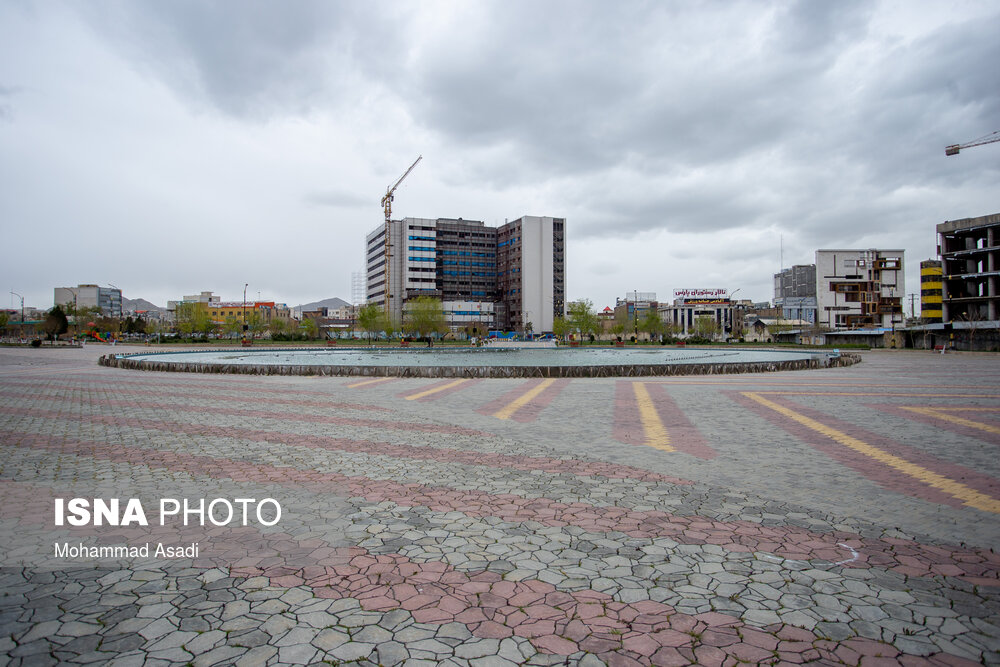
xmin=123 ymin=297 xmax=165 ymax=312
xmin=295 ymin=297 xmax=350 ymax=312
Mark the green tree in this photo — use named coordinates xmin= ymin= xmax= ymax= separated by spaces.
xmin=301 ymin=317 xmax=319 ymax=340
xmin=269 ymin=318 xmax=288 ymax=338
xmin=175 ymin=303 xmax=215 ymax=338
xmin=693 ymin=315 xmax=720 ymax=341
xmin=552 ymin=316 xmax=569 ymax=341
xmin=42 ymin=306 xmax=69 ymax=341
xmin=0 ymin=311 xmax=8 ymax=334
xmin=357 ymin=302 xmax=382 ymax=344
xmin=248 ymin=310 xmax=267 ymax=339
xmin=640 ymin=309 xmax=664 ymax=342
xmin=568 ymin=299 xmax=599 ymax=343
xmin=404 ymin=296 xmax=447 ymax=346
xmin=223 ymin=315 xmax=243 ymax=339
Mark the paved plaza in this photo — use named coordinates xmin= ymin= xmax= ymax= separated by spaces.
xmin=1 ymin=345 xmax=998 ymax=666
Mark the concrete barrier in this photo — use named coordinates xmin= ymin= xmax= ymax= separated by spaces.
xmin=99 ymin=351 xmax=860 ymax=378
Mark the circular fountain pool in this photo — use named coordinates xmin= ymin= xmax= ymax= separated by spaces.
xmin=101 ymin=346 xmax=856 ymax=378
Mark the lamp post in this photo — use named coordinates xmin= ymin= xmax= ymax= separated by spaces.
xmin=10 ymin=291 xmax=24 ymax=338
xmin=633 ymin=290 xmax=638 ymax=342
xmin=243 ymin=283 xmax=249 ymax=344
xmin=729 ymin=288 xmax=742 ymax=340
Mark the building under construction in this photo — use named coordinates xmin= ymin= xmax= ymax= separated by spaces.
xmin=937 ymin=212 xmax=1000 ymax=323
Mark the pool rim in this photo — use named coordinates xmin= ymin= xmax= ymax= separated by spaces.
xmin=98 ymin=346 xmax=860 ymax=378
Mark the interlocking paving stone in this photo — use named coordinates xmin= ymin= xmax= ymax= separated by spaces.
xmin=1 ymin=346 xmax=999 ymax=665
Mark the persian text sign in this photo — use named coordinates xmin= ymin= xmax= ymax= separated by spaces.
xmin=673 ymin=288 xmax=727 ymax=299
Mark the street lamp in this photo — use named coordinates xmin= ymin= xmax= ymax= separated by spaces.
xmin=633 ymin=290 xmax=638 ymax=342
xmin=243 ymin=283 xmax=249 ymax=343
xmin=10 ymin=291 xmax=24 ymax=337
xmin=729 ymin=288 xmax=742 ymax=339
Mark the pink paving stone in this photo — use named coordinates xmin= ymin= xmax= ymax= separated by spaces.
xmin=729 ymin=642 xmax=777 ymax=663
xmin=562 ymin=619 xmax=591 ymax=642
xmin=503 ymin=609 xmax=530 ymax=627
xmin=622 ymin=633 xmax=661 ymax=656
xmin=508 ymin=592 xmax=546 ymax=606
xmin=359 ymin=595 xmax=398 ymax=611
xmin=834 ymin=645 xmax=861 ymax=664
xmin=690 ymin=645 xmax=728 ymax=667
xmin=649 ymin=646 xmax=693 ymax=667
xmin=473 ymin=620 xmax=514 ymax=639
xmin=411 ymin=607 xmax=455 ymax=624
xmin=514 ymin=619 xmax=557 ymax=638
xmin=846 ymin=638 xmax=900 ymax=658
xmin=602 ymin=652 xmax=645 ymax=667
xmin=649 ymin=629 xmax=694 ymax=648
xmin=696 ymin=611 xmax=741 ymax=627
xmin=578 ymin=636 xmax=622 ymax=653
xmin=399 ymin=594 xmax=440 ymax=610
xmin=740 ymin=627 xmax=780 ymax=651
xmin=860 ymin=658 xmax=909 ymax=667
xmin=454 ymin=608 xmax=489 ymax=625
xmin=545 ymin=591 xmax=577 ymax=607
xmin=435 ymin=595 xmax=469 ymax=614
xmin=524 ymin=603 xmax=563 ymax=619
xmin=700 ymin=629 xmax=741 ymax=648
xmin=532 ymin=634 xmax=579 ymax=655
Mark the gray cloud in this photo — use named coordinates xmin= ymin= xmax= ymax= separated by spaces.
xmin=0 ymin=0 xmax=997 ymax=310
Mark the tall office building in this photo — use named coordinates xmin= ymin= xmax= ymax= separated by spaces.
xmin=497 ymin=216 xmax=566 ymax=333
xmin=365 ymin=216 xmax=565 ymax=333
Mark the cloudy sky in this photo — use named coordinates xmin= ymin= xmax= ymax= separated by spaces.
xmin=2 ymin=1 xmax=998 ymax=314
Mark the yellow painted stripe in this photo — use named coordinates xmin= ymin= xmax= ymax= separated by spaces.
xmin=493 ymin=379 xmax=556 ymax=420
xmin=633 ymin=382 xmax=674 ymax=452
xmin=901 ymin=407 xmax=1000 ymax=436
xmin=347 ymin=377 xmax=396 ymax=389
xmin=756 ymin=391 xmax=1000 ymax=398
xmin=404 ymin=379 xmax=469 ymax=401
xmin=743 ymin=392 xmax=1000 ymax=514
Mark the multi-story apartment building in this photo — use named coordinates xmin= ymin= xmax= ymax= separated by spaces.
xmin=366 ymin=216 xmax=565 ymax=333
xmin=920 ymin=259 xmax=944 ymax=322
xmin=937 ymin=213 xmax=999 ymax=323
xmin=496 ymin=216 xmax=565 ymax=333
xmin=773 ymin=264 xmax=817 ymax=323
xmin=815 ymin=249 xmax=904 ymax=329
xmin=54 ymin=284 xmax=123 ymax=318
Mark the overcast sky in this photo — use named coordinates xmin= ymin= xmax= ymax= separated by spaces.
xmin=2 ymin=1 xmax=998 ymax=314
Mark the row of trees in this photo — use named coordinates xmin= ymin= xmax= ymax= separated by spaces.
xmin=551 ymin=299 xmax=723 ymax=343
xmin=357 ymin=297 xmax=448 ymax=344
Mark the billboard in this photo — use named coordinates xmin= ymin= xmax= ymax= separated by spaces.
xmin=673 ymin=288 xmax=727 ymax=299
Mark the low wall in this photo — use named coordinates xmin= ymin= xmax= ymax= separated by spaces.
xmin=99 ymin=352 xmax=860 ymax=378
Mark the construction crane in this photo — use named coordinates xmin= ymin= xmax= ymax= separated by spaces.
xmin=380 ymin=155 xmax=422 ymax=312
xmin=945 ymin=130 xmax=1000 ymax=156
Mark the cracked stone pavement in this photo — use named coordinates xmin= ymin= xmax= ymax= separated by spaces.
xmin=0 ymin=345 xmax=998 ymax=665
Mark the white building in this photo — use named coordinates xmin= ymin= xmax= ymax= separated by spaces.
xmin=658 ymin=289 xmax=740 ymax=340
xmin=815 ymin=249 xmax=904 ymax=330
xmin=497 ymin=216 xmax=566 ymax=333
xmin=54 ymin=284 xmax=122 ymax=318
